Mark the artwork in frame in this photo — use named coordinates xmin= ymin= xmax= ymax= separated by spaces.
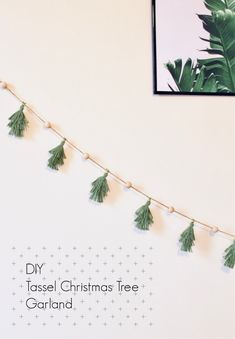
xmin=152 ymin=0 xmax=235 ymax=95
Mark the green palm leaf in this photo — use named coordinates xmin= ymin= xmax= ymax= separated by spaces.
xmin=198 ymin=9 xmax=235 ymax=92
xmin=204 ymin=0 xmax=235 ymax=12
xmin=166 ymin=59 xmax=218 ymax=92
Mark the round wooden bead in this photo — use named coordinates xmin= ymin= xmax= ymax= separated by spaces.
xmin=125 ymin=181 xmax=132 ymax=188
xmin=168 ymin=206 xmax=175 ymax=213
xmin=0 ymin=81 xmax=7 ymax=89
xmin=211 ymin=226 xmax=219 ymax=234
xmin=83 ymin=153 xmax=89 ymax=160
xmin=43 ymin=121 xmax=51 ymax=128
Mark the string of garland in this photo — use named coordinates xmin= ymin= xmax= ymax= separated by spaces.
xmin=1 ymin=80 xmax=235 ymax=270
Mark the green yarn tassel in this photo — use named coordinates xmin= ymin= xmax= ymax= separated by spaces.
xmin=223 ymin=241 xmax=235 ymax=269
xmin=90 ymin=171 xmax=110 ymax=203
xmin=8 ymin=104 xmax=28 ymax=137
xmin=134 ymin=199 xmax=153 ymax=231
xmin=48 ymin=139 xmax=66 ymax=170
xmin=179 ymin=221 xmax=195 ymax=252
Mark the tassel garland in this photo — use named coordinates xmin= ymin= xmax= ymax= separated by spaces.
xmin=90 ymin=171 xmax=110 ymax=203
xmin=179 ymin=221 xmax=195 ymax=252
xmin=134 ymin=199 xmax=153 ymax=231
xmin=48 ymin=139 xmax=66 ymax=170
xmin=223 ymin=241 xmax=235 ymax=269
xmin=8 ymin=104 xmax=28 ymax=137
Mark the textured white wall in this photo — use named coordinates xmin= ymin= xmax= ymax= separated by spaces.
xmin=0 ymin=1 xmax=234 ymax=339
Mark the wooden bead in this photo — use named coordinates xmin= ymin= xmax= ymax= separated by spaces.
xmin=168 ymin=206 xmax=175 ymax=213
xmin=83 ymin=153 xmax=89 ymax=160
xmin=0 ymin=81 xmax=7 ymax=89
xmin=211 ymin=226 xmax=219 ymax=234
xmin=125 ymin=181 xmax=132 ymax=188
xmin=43 ymin=121 xmax=51 ymax=128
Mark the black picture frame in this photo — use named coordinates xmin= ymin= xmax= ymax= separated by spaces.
xmin=151 ymin=0 xmax=235 ymax=96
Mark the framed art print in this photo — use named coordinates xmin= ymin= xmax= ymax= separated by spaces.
xmin=152 ymin=0 xmax=235 ymax=95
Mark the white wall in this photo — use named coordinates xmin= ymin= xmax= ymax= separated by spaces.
xmin=0 ymin=1 xmax=234 ymax=339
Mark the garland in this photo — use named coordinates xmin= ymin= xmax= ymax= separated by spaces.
xmin=1 ymin=80 xmax=235 ymax=269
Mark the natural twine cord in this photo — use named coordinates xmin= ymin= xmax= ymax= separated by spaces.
xmin=3 ymin=82 xmax=235 ymax=239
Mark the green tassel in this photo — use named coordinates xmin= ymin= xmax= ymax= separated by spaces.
xmin=8 ymin=104 xmax=28 ymax=137
xmin=179 ymin=221 xmax=195 ymax=252
xmin=48 ymin=139 xmax=66 ymax=170
xmin=90 ymin=171 xmax=110 ymax=203
xmin=223 ymin=241 xmax=235 ymax=269
xmin=134 ymin=199 xmax=153 ymax=231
